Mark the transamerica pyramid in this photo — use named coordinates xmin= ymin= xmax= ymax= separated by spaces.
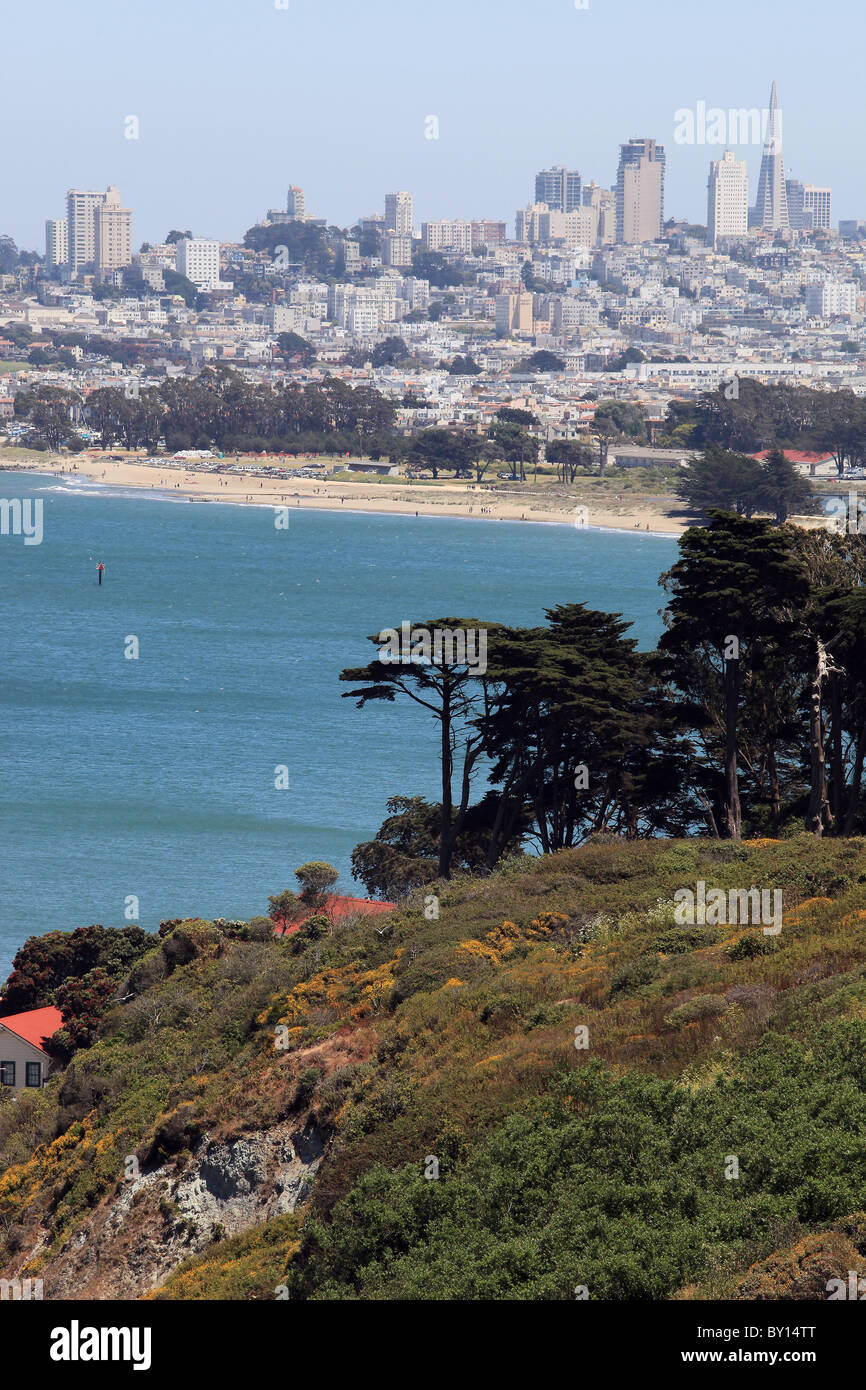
xmin=754 ymin=81 xmax=788 ymax=230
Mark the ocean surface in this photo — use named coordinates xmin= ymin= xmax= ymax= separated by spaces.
xmin=0 ymin=471 xmax=677 ymax=979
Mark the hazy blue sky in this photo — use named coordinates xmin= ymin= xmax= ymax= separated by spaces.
xmin=2 ymin=0 xmax=862 ymax=249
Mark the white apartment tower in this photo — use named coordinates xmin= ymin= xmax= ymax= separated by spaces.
xmin=707 ymin=150 xmax=748 ymax=245
xmin=66 ymin=189 xmax=108 ymax=271
xmin=286 ymin=186 xmax=306 ymax=221
xmin=45 ymin=218 xmax=68 ymax=270
xmin=385 ymin=191 xmax=414 ymax=235
xmin=176 ymin=237 xmax=221 ymax=291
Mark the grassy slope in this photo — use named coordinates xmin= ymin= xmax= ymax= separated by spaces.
xmin=3 ymin=836 xmax=866 ymax=1300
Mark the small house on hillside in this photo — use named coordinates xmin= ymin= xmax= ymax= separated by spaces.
xmin=274 ymin=895 xmax=395 ymax=937
xmin=0 ymin=1007 xmax=63 ymax=1092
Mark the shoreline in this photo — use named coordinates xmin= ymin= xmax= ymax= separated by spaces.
xmin=0 ymin=453 xmax=690 ymax=535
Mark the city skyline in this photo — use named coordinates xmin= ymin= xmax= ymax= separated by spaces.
xmin=2 ymin=0 xmax=863 ymax=249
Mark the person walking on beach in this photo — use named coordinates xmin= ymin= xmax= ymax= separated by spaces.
xmin=97 ymin=562 xmax=105 ymax=586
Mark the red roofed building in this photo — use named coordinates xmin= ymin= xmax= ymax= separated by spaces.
xmin=274 ymin=895 xmax=395 ymax=937
xmin=0 ymin=1007 xmax=63 ymax=1092
xmin=751 ymin=448 xmax=837 ymax=477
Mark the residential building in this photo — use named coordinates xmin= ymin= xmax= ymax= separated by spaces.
xmin=45 ymin=218 xmax=68 ymax=270
xmin=471 ymin=220 xmax=507 ymax=249
xmin=534 ymin=166 xmax=582 ymax=213
xmin=176 ymin=237 xmax=221 ymax=291
xmin=286 ymin=186 xmax=306 ymax=221
xmin=707 ymin=150 xmax=748 ymax=244
xmin=66 ymin=188 xmax=108 ymax=271
xmin=383 ymin=232 xmax=413 ymax=268
xmin=96 ymin=187 xmax=132 ymax=276
xmin=421 ymin=220 xmax=472 ymax=254
xmin=804 ymin=280 xmax=856 ymax=317
xmin=616 ymin=138 xmax=665 ymax=244
xmin=384 ymin=191 xmax=414 ymax=235
xmin=495 ymin=291 xmax=534 ymax=336
xmin=0 ymin=1007 xmax=63 ymax=1093
xmin=582 ymin=182 xmax=616 ymax=245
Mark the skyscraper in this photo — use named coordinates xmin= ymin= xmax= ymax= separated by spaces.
xmin=45 ymin=218 xmax=68 ymax=270
xmin=535 ymin=167 xmax=582 ymax=213
xmin=384 ymin=191 xmax=414 ymax=235
xmin=616 ymin=139 xmax=665 ymax=244
xmin=803 ymin=185 xmax=832 ymax=231
xmin=66 ymin=189 xmax=108 ymax=271
xmin=95 ymin=186 xmax=132 ymax=276
xmin=753 ymin=82 xmax=788 ymax=231
xmin=707 ymin=150 xmax=748 ymax=245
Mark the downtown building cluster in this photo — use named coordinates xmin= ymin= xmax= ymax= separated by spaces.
xmin=1 ymin=80 xmax=865 ymax=455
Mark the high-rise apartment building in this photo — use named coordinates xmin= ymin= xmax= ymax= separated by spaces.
xmin=753 ymin=82 xmax=788 ymax=230
xmin=582 ymin=182 xmax=616 ymax=245
xmin=66 ymin=189 xmax=108 ymax=271
xmin=45 ymin=218 xmax=68 ymax=270
xmin=707 ymin=150 xmax=748 ymax=245
xmin=803 ymin=185 xmax=832 ymax=232
xmin=534 ymin=167 xmax=582 ymax=214
xmin=515 ymin=204 xmax=550 ymax=244
xmin=495 ymin=292 xmax=534 ymax=336
xmin=383 ymin=232 xmax=413 ymax=268
xmin=421 ymin=220 xmax=472 ymax=254
xmin=95 ymin=186 xmax=132 ymax=275
xmin=286 ymin=186 xmax=306 ymax=221
xmin=616 ymin=139 xmax=665 ymax=244
xmin=176 ymin=237 xmax=221 ymax=291
xmin=384 ymin=191 xmax=414 ymax=235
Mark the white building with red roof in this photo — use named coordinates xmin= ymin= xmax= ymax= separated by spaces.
xmin=0 ymin=1007 xmax=63 ymax=1092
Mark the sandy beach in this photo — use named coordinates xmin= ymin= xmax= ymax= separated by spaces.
xmin=0 ymin=452 xmax=689 ymax=534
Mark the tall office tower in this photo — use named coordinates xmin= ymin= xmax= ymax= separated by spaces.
xmin=66 ymin=189 xmax=108 ymax=271
xmin=786 ymin=179 xmax=809 ymax=230
xmin=534 ymin=167 xmax=582 ymax=213
xmin=384 ymin=191 xmax=414 ymax=235
xmin=753 ymin=82 xmax=788 ymax=230
xmin=707 ymin=150 xmax=749 ymax=245
xmin=803 ymin=185 xmax=832 ymax=231
xmin=95 ymin=186 xmax=132 ymax=274
xmin=45 ymin=218 xmax=68 ymax=270
xmin=582 ymin=182 xmax=616 ymax=244
xmin=176 ymin=237 xmax=221 ymax=291
xmin=286 ymin=186 xmax=306 ymax=221
xmin=616 ymin=138 xmax=665 ymax=244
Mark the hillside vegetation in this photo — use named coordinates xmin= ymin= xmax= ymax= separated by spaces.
xmin=3 ymin=836 xmax=866 ymax=1300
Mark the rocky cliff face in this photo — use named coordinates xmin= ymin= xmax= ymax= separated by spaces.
xmin=31 ymin=1120 xmax=324 ymax=1300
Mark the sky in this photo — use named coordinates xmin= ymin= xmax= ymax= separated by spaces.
xmin=2 ymin=0 xmax=863 ymax=251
